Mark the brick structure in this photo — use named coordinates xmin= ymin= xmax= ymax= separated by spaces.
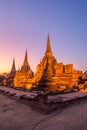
xmin=13 ymin=35 xmax=83 ymax=90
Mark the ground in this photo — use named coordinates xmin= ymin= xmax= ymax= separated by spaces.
xmin=0 ymin=93 xmax=87 ymax=130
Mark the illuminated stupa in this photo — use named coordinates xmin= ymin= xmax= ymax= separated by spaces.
xmin=13 ymin=50 xmax=34 ymax=87
xmin=32 ymin=35 xmax=83 ymax=90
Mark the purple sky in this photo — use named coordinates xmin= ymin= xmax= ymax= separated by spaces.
xmin=0 ymin=0 xmax=87 ymax=73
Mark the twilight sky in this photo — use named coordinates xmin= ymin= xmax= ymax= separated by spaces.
xmin=0 ymin=0 xmax=87 ymax=73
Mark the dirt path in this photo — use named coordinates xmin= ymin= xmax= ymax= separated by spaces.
xmin=0 ymin=93 xmax=87 ymax=130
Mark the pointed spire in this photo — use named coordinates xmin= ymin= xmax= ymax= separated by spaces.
xmin=21 ymin=49 xmax=34 ymax=75
xmin=11 ymin=58 xmax=16 ymax=71
xmin=45 ymin=34 xmax=53 ymax=56
xmin=23 ymin=49 xmax=28 ymax=65
xmin=10 ymin=58 xmax=16 ymax=75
